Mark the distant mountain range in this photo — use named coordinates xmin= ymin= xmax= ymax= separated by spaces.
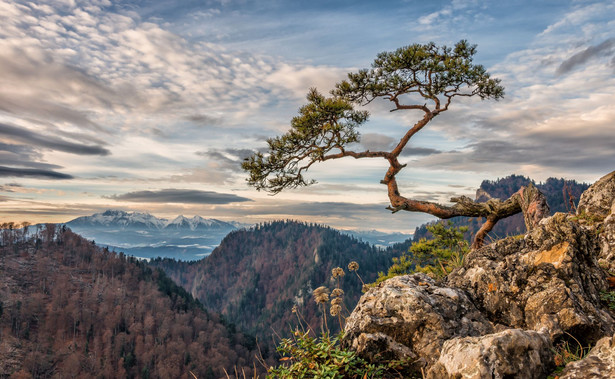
xmin=65 ymin=210 xmax=412 ymax=261
xmin=66 ymin=210 xmax=241 ymax=260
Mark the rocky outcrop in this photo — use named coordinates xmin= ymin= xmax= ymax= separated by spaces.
xmin=559 ymin=333 xmax=615 ymax=378
xmin=343 ymin=274 xmax=493 ymax=370
xmin=343 ymin=170 xmax=615 ymax=378
xmin=427 ymin=329 xmax=554 ymax=379
xmin=577 ymin=170 xmax=615 ymax=221
xmin=447 ymin=213 xmax=615 ymax=343
xmin=598 ymin=202 xmax=615 ymax=275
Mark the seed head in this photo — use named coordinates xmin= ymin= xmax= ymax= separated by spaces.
xmin=331 ymin=297 xmax=342 ymax=306
xmin=330 ymin=304 xmax=342 ymax=316
xmin=291 ymin=305 xmax=298 ymax=313
xmin=331 ymin=288 xmax=344 ymax=298
xmin=332 ymin=267 xmax=345 ymax=278
xmin=313 ymin=286 xmax=330 ymax=304
xmin=348 ymin=261 xmax=359 ymax=271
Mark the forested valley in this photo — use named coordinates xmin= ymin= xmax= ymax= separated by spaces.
xmin=150 ymin=220 xmax=409 ymax=347
xmin=0 ymin=225 xmax=265 ymax=378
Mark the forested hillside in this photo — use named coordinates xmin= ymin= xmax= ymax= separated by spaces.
xmin=0 ymin=225 xmax=263 ymax=378
xmin=413 ymin=176 xmax=589 ymax=241
xmin=151 ymin=220 xmax=404 ymax=345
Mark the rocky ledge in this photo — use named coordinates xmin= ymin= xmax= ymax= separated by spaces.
xmin=343 ymin=170 xmax=615 ymax=378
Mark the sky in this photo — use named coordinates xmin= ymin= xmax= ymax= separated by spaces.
xmin=0 ymin=0 xmax=614 ymax=233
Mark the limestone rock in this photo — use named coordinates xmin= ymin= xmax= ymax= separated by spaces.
xmin=343 ymin=274 xmax=493 ymax=370
xmin=577 ymin=170 xmax=615 ymax=222
xmin=427 ymin=329 xmax=554 ymax=379
xmin=342 ymin=173 xmax=615 ymax=378
xmin=598 ymin=202 xmax=615 ymax=274
xmin=559 ymin=333 xmax=615 ymax=378
xmin=447 ymin=213 xmax=615 ymax=344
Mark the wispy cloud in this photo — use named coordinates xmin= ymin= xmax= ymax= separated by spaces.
xmin=0 ymin=123 xmax=110 ymax=156
xmin=556 ymin=38 xmax=615 ymax=75
xmin=106 ymin=189 xmax=252 ymax=204
xmin=0 ymin=166 xmax=73 ymax=180
xmin=358 ymin=133 xmax=441 ymax=156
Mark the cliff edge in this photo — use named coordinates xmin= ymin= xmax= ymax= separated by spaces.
xmin=343 ymin=170 xmax=615 ymax=378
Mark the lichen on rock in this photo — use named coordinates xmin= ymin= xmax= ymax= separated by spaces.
xmin=447 ymin=212 xmax=615 ymax=343
xmin=577 ymin=170 xmax=615 ymax=222
xmin=427 ymin=329 xmax=554 ymax=379
xmin=343 ymin=274 xmax=493 ymax=371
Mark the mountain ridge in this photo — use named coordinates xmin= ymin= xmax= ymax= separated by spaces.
xmin=150 ymin=220 xmax=409 ymax=347
xmin=68 ymin=209 xmax=238 ymax=231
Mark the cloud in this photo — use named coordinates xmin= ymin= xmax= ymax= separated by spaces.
xmin=0 ymin=166 xmax=74 ymax=179
xmin=401 ymin=147 xmax=442 ymax=157
xmin=359 ymin=133 xmax=395 ymax=151
xmin=0 ymin=183 xmax=22 ymax=192
xmin=106 ymin=189 xmax=252 ymax=204
xmin=185 ymin=114 xmax=223 ymax=126
xmin=245 ymin=201 xmax=387 ymax=218
xmin=264 ymin=64 xmax=348 ymax=99
xmin=0 ymin=123 xmax=110 ymax=156
xmin=358 ymin=133 xmax=441 ymax=156
xmin=417 ymin=130 xmax=615 ymax=175
xmin=0 ymin=46 xmax=118 ymax=132
xmin=557 ymin=38 xmax=615 ymax=75
xmin=168 ymin=147 xmax=264 ymax=184
xmin=189 ymin=148 xmax=266 ymax=180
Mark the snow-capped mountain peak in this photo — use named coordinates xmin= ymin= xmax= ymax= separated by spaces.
xmin=69 ymin=210 xmax=166 ymax=229
xmin=64 ymin=210 xmax=242 ymax=261
xmin=67 ymin=210 xmax=239 ymax=233
xmin=163 ymin=215 xmax=233 ymax=231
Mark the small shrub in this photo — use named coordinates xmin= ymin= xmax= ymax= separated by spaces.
xmin=600 ymin=290 xmax=615 ymax=310
xmin=548 ymin=333 xmax=591 ymax=378
xmin=269 ymin=331 xmax=392 ymax=378
xmin=369 ymin=222 xmax=469 ymax=287
xmin=266 ymin=264 xmax=414 ymax=378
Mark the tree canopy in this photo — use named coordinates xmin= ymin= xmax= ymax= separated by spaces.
xmin=243 ymin=40 xmax=548 ymax=248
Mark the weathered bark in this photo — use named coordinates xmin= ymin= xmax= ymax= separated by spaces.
xmin=383 ymin=166 xmax=550 ymax=249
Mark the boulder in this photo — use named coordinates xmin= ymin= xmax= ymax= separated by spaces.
xmin=427 ymin=329 xmax=554 ymax=379
xmin=577 ymin=170 xmax=615 ymax=222
xmin=343 ymin=274 xmax=493 ymax=371
xmin=447 ymin=213 xmax=615 ymax=344
xmin=559 ymin=333 xmax=615 ymax=378
xmin=598 ymin=202 xmax=615 ymax=275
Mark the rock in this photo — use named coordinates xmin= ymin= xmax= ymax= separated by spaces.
xmin=343 ymin=274 xmax=494 ymax=371
xmin=342 ymin=173 xmax=615 ymax=378
xmin=427 ymin=329 xmax=554 ymax=379
xmin=577 ymin=170 xmax=615 ymax=222
xmin=598 ymin=202 xmax=615 ymax=275
xmin=447 ymin=213 xmax=615 ymax=344
xmin=559 ymin=333 xmax=615 ymax=378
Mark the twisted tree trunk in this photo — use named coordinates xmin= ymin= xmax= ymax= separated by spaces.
xmin=469 ymin=184 xmax=550 ymax=249
xmin=385 ymin=176 xmax=550 ymax=249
